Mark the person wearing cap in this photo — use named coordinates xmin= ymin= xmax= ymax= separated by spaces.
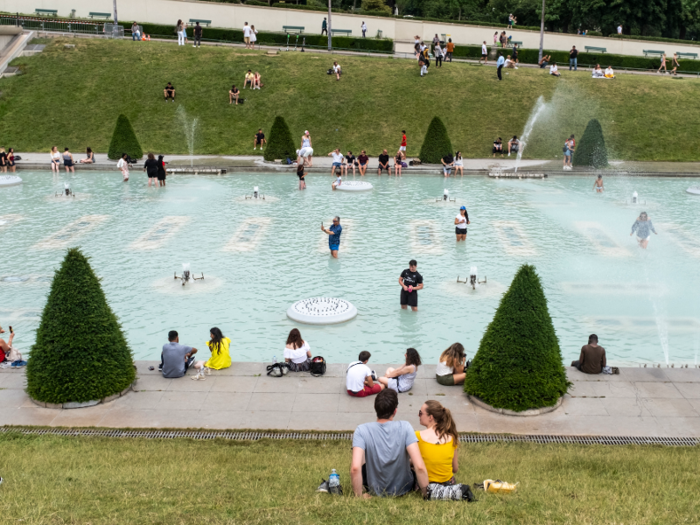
xmin=299 ymin=130 xmax=314 ymax=167
xmin=455 ymin=206 xmax=470 ymax=242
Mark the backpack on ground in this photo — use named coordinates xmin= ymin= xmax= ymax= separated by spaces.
xmin=266 ymin=362 xmax=289 ymax=377
xmin=426 ymin=483 xmax=476 ymax=502
xmin=310 ymin=356 xmax=326 ymax=377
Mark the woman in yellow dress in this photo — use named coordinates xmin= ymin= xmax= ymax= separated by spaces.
xmin=192 ymin=327 xmax=231 ymax=380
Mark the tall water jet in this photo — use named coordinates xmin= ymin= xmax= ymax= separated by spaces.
xmin=514 ymin=96 xmax=549 ymax=173
xmin=176 ymin=106 xmax=198 ymax=167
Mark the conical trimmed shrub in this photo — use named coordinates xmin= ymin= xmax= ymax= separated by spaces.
xmin=26 ymin=248 xmax=135 ymax=404
xmin=464 ymin=264 xmax=569 ymax=412
xmin=419 ymin=117 xmax=453 ymax=164
xmin=573 ymin=118 xmax=608 ymax=168
xmin=264 ymin=116 xmax=296 ymax=161
xmin=108 ymin=114 xmax=143 ymax=160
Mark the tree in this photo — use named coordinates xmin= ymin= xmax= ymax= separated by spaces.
xmin=264 ymin=116 xmax=296 ymax=162
xmin=107 ymin=114 xmax=143 ymax=160
xmin=361 ymin=0 xmax=392 ymax=14
xmin=573 ymin=118 xmax=608 ymax=168
xmin=26 ymin=248 xmax=135 ymax=404
xmin=464 ymin=264 xmax=569 ymax=412
xmin=418 ymin=117 xmax=453 ymax=164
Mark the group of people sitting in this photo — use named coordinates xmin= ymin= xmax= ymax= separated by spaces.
xmin=592 ymin=64 xmax=615 ymax=78
xmin=491 ymin=136 xmax=520 ymax=158
xmin=50 ymin=146 xmax=95 ymax=173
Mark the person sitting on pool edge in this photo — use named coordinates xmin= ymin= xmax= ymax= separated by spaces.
xmin=571 ymin=334 xmax=617 ymax=375
xmin=191 ymin=327 xmax=231 ymax=380
xmin=284 ymin=328 xmax=312 ymax=371
xmin=435 ymin=342 xmax=468 ymax=386
xmin=378 ymin=348 xmax=421 ymax=393
xmin=160 ymin=330 xmax=198 ymax=378
xmin=321 ymin=216 xmax=342 ymax=258
xmin=164 ymin=82 xmax=176 ymax=102
xmin=346 ymin=351 xmax=384 ymax=397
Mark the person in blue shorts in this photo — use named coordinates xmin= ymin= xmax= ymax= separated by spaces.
xmin=321 ymin=216 xmax=342 ymax=259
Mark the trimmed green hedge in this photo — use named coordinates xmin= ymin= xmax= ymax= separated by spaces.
xmin=607 ymin=34 xmax=700 ymax=47
xmin=419 ymin=116 xmax=453 ymax=164
xmin=464 ymin=264 xmax=570 ymax=412
xmin=574 ymin=118 xmax=608 ymax=168
xmin=26 ymin=248 xmax=136 ymax=404
xmin=264 ymin=115 xmax=296 ymax=161
xmin=129 ymin=21 xmax=393 ymax=52
xmin=108 ymin=114 xmax=142 ymax=160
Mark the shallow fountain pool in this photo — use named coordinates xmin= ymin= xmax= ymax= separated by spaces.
xmin=1 ymin=171 xmax=699 ymax=365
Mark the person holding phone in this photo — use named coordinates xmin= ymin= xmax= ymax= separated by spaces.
xmin=399 ymin=260 xmax=423 ymax=312
xmin=321 ymin=217 xmax=342 ymax=259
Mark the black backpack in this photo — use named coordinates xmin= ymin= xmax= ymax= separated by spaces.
xmin=310 ymin=356 xmax=326 ymax=377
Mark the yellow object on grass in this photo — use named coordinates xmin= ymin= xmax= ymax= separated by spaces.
xmin=484 ymin=479 xmax=519 ymax=493
xmin=205 ymin=337 xmax=232 ymax=370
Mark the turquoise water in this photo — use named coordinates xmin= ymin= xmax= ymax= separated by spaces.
xmin=1 ymin=171 xmax=699 ymax=366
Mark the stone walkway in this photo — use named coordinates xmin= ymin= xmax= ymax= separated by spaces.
xmin=1 ymin=362 xmax=698 ymax=436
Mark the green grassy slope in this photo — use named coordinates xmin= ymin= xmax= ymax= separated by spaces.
xmin=1 ymin=38 xmax=699 ymax=160
xmin=1 ymin=433 xmax=699 ymax=524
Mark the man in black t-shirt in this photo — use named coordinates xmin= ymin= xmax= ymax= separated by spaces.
xmin=399 ymin=259 xmax=423 ymax=311
xmin=378 ymin=149 xmax=390 ymax=175
xmin=193 ymin=22 xmax=203 ymax=48
xmin=164 ymin=83 xmax=175 ymax=101
xmin=569 ymin=46 xmax=578 ymax=71
xmin=254 ymin=129 xmax=266 ymax=150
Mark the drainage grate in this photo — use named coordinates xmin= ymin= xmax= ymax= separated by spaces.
xmin=0 ymin=427 xmax=697 ymax=446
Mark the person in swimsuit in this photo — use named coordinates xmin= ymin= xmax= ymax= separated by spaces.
xmin=117 ymin=153 xmax=130 ymax=181
xmin=6 ymin=148 xmax=16 ymax=173
xmin=50 ymin=146 xmax=61 ymax=173
xmin=63 ymin=148 xmax=75 ymax=173
xmin=296 ymin=162 xmax=306 ymax=190
xmin=593 ymin=174 xmax=604 ymax=192
xmin=157 ymin=155 xmax=167 ymax=187
xmin=454 ymin=205 xmax=469 ymax=241
xmin=630 ymin=212 xmax=657 ymax=249
xmin=321 ymin=217 xmax=342 ymax=258
xmin=658 ymin=53 xmax=667 ymax=73
xmin=79 ymin=147 xmax=95 ymax=164
xmin=299 ymin=131 xmax=313 ymax=167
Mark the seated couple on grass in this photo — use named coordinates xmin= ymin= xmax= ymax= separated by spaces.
xmin=160 ymin=328 xmax=231 ymax=380
xmin=346 ymin=349 xmax=422 ymax=397
xmin=351 ymin=389 xmax=472 ymax=500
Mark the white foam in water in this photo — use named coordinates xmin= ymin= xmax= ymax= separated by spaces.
xmin=514 ymin=95 xmax=549 ymax=173
xmin=574 ymin=221 xmax=630 ymax=257
xmin=0 ymin=214 xmax=22 ymax=228
xmin=318 ymin=218 xmax=355 ymax=253
xmin=32 ymin=215 xmax=109 ymax=249
xmin=130 ymin=216 xmax=190 ymax=250
xmin=493 ymin=221 xmax=537 ymax=256
xmin=659 ymin=223 xmax=700 ymax=259
xmin=223 ymin=218 xmax=272 ymax=252
xmin=410 ymin=220 xmax=443 ymax=254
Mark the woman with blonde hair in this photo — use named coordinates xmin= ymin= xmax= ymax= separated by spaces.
xmin=435 ymin=343 xmax=467 ymax=386
xmin=416 ymin=400 xmax=460 ymax=484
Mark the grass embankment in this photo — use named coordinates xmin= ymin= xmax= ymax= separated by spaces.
xmin=1 ymin=432 xmax=699 ymax=524
xmin=1 ymin=38 xmax=699 ymax=160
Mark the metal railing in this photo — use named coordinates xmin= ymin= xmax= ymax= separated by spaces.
xmin=0 ymin=13 xmax=105 ymax=35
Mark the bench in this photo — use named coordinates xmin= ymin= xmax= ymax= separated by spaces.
xmin=189 ymin=19 xmax=211 ymax=27
xmin=510 ymin=40 xmax=522 ymax=47
xmin=89 ymin=12 xmax=111 ymax=19
xmin=643 ymin=49 xmax=665 ymax=57
xmin=677 ymin=52 xmax=698 ymax=60
xmin=282 ymin=25 xmax=304 ymax=34
xmin=35 ymin=8 xmax=58 ymax=16
xmin=331 ymin=29 xmax=352 ymax=36
xmin=585 ymin=46 xmax=607 ymax=54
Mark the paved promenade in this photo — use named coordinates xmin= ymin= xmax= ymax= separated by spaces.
xmin=1 ymin=362 xmax=699 ymax=436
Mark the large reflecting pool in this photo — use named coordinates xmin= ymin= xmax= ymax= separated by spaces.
xmin=1 ymin=171 xmax=699 ymax=365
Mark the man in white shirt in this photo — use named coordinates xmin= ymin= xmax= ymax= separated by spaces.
xmin=361 ymin=21 xmax=368 ymax=38
xmin=328 ymin=148 xmax=344 ymax=176
xmin=617 ymin=24 xmax=623 ymax=35
xmin=243 ymin=22 xmax=252 ymax=49
xmin=480 ymin=41 xmax=488 ymax=64
xmin=347 ymin=351 xmax=384 ymax=397
xmin=550 ymin=62 xmax=561 ymax=77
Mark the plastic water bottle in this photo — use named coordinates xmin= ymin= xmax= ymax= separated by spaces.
xmin=329 ymin=469 xmax=339 ymax=489
xmin=273 ymin=356 xmax=277 ymax=363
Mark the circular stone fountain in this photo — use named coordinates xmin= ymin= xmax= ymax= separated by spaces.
xmin=687 ymin=187 xmax=700 ymax=196
xmin=336 ymin=180 xmax=373 ymax=192
xmin=0 ymin=175 xmax=22 ymax=188
xmin=286 ymin=297 xmax=358 ymax=325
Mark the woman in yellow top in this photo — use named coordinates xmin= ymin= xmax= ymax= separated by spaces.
xmin=415 ymin=400 xmax=459 ymax=484
xmin=192 ymin=327 xmax=231 ymax=380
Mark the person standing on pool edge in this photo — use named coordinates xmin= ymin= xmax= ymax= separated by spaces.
xmin=399 ymin=260 xmax=423 ymax=312
xmin=321 ymin=217 xmax=342 ymax=259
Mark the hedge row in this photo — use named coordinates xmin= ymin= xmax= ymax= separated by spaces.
xmin=130 ymin=22 xmax=393 ymax=51
xmin=607 ymin=34 xmax=700 ymax=47
xmin=450 ymin=44 xmax=700 ymax=72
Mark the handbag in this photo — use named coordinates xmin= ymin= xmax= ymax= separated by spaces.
xmin=266 ymin=362 xmax=289 ymax=377
xmin=309 ymin=356 xmax=326 ymax=377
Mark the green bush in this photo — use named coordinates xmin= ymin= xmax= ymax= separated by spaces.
xmin=418 ymin=117 xmax=453 ymax=164
xmin=361 ymin=0 xmax=391 ymax=15
xmin=573 ymin=118 xmax=608 ymax=168
xmin=107 ymin=114 xmax=142 ymax=160
xmin=464 ymin=264 xmax=569 ymax=412
xmin=245 ymin=0 xmax=269 ymax=5
xmin=26 ymin=248 xmax=136 ymax=404
xmin=264 ymin=116 xmax=296 ymax=161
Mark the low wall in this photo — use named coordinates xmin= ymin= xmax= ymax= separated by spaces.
xmin=5 ymin=0 xmax=700 ymax=56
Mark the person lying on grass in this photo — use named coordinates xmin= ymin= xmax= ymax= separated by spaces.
xmin=351 ymin=388 xmax=429 ymax=498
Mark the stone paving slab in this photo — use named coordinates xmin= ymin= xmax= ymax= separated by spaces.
xmin=1 ymin=363 xmax=699 ymax=437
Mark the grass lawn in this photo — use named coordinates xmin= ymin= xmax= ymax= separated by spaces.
xmin=1 ymin=38 xmax=699 ymax=161
xmin=1 ymin=432 xmax=699 ymax=524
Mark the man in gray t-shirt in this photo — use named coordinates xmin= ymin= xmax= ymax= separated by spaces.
xmin=160 ymin=330 xmax=198 ymax=379
xmin=351 ymin=389 xmax=428 ymax=497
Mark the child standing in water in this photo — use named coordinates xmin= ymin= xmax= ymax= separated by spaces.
xmin=593 ymin=174 xmax=604 ymax=192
